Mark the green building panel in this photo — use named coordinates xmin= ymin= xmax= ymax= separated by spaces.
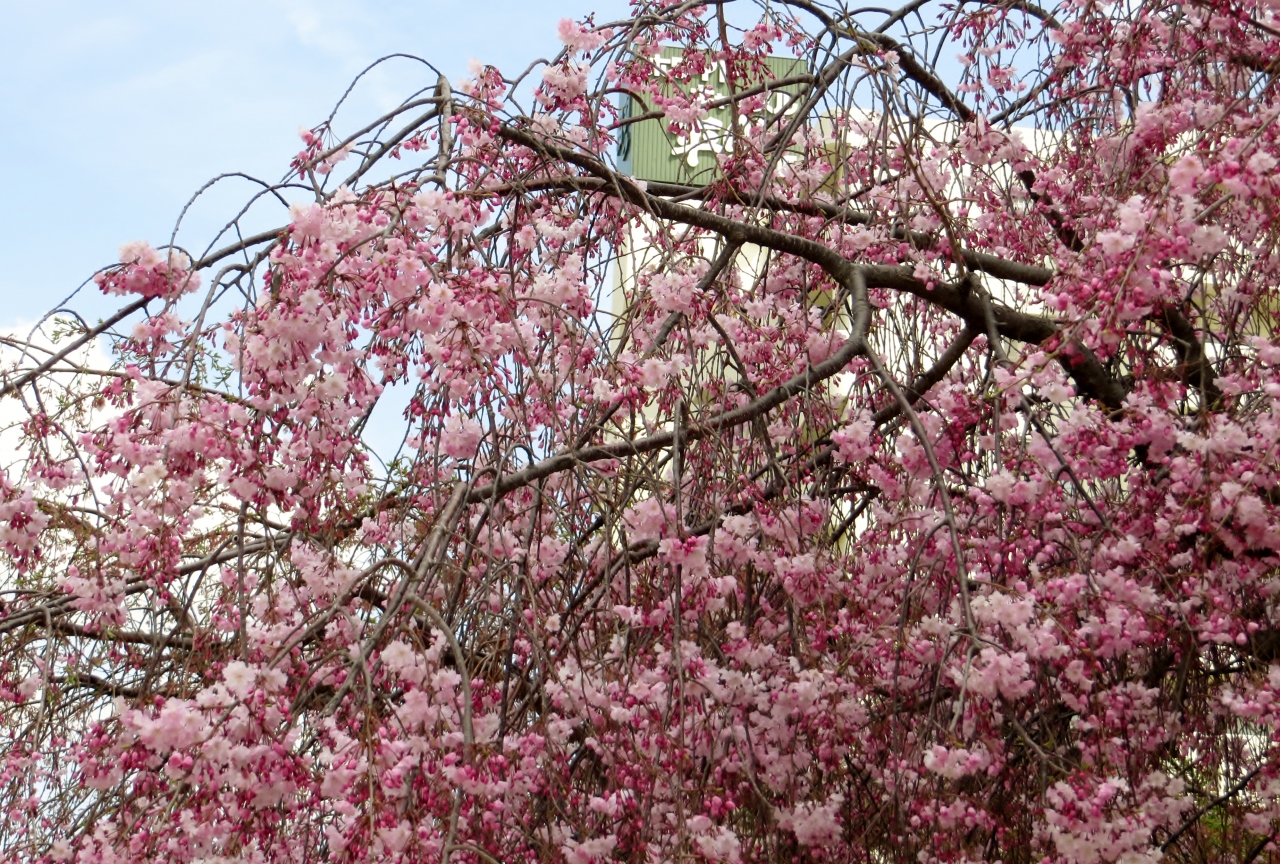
xmin=617 ymin=49 xmax=808 ymax=185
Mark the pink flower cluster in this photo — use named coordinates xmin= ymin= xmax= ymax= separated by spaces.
xmin=93 ymin=242 xmax=200 ymax=300
xmin=4 ymin=2 xmax=1280 ymax=863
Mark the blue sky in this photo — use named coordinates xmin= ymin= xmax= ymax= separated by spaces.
xmin=0 ymin=0 xmax=632 ymax=329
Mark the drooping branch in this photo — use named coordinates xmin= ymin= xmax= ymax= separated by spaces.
xmin=497 ymin=122 xmax=1128 ymax=408
xmin=1157 ymin=305 xmax=1224 ymax=410
xmin=465 ymin=270 xmax=870 ymax=505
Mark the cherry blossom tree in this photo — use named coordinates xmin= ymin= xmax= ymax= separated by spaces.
xmin=3 ymin=0 xmax=1280 ymax=861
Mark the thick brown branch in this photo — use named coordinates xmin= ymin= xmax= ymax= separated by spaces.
xmin=49 ymin=620 xmax=195 ymax=650
xmin=1157 ymin=306 xmax=1224 ymax=410
xmin=872 ymin=326 xmax=980 ymax=424
xmin=495 ymin=124 xmax=1126 ymax=409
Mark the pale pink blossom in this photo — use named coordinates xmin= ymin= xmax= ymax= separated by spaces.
xmin=441 ymin=414 xmax=484 ymax=459
xmin=1167 ymin=153 xmax=1203 ymax=193
xmin=557 ymin=19 xmax=606 ymax=52
xmin=222 ymin=661 xmax=257 ymax=698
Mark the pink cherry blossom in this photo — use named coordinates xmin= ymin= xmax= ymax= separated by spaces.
xmin=557 ymin=18 xmax=607 ymax=53
xmin=3 ymin=2 xmax=1280 ymax=862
